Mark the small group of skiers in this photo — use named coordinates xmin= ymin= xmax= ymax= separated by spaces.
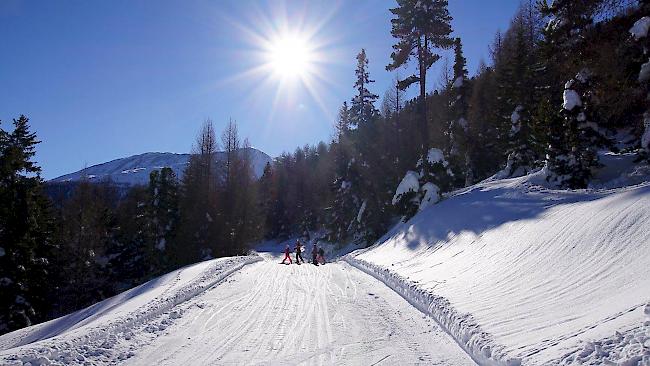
xmin=281 ymin=240 xmax=326 ymax=265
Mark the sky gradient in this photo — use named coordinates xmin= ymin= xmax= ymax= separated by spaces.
xmin=0 ymin=0 xmax=521 ymax=179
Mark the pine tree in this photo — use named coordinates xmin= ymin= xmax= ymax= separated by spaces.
xmin=547 ymin=71 xmax=610 ymax=188
xmin=147 ymin=167 xmax=179 ymax=273
xmin=501 ymin=7 xmax=542 ymax=177
xmin=0 ymin=116 xmax=55 ymax=334
xmin=350 ymin=49 xmax=379 ymax=127
xmin=178 ymin=120 xmax=220 ymax=264
xmin=447 ymin=37 xmax=471 ymax=186
xmin=387 ymin=0 xmax=454 ymax=150
xmin=392 ymin=148 xmax=453 ymax=220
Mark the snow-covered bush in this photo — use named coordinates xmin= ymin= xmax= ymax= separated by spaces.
xmin=392 ymin=148 xmax=452 ymax=220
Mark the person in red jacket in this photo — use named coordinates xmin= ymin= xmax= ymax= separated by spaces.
xmin=281 ymin=243 xmax=292 ymax=264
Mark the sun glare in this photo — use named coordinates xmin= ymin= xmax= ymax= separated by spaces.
xmin=266 ymin=34 xmax=314 ymax=80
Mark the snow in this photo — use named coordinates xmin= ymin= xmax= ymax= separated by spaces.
xmin=643 ymin=113 xmax=650 ymax=151
xmin=419 ymin=182 xmax=440 ymax=211
xmin=355 ymin=200 xmax=367 ymax=223
xmin=510 ymin=106 xmax=523 ymax=135
xmin=392 ymin=170 xmax=420 ymax=205
xmin=510 ymin=106 xmax=522 ymax=125
xmin=457 ymin=117 xmax=469 ymax=131
xmin=50 ymin=148 xmax=272 ymax=186
xmin=630 ymin=17 xmax=650 ymax=40
xmin=350 ymin=168 xmax=650 ymax=365
xmin=155 ymin=238 xmax=166 ymax=251
xmin=0 ymin=247 xmax=473 ymax=365
xmin=563 ymin=89 xmax=582 ymax=111
xmin=0 ymin=256 xmax=263 ymax=365
xmin=427 ymin=148 xmax=448 ymax=166
xmin=453 ymin=76 xmax=464 ymax=89
xmin=639 ymin=60 xmax=650 ymax=83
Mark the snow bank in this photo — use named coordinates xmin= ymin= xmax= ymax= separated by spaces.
xmin=343 ymin=256 xmax=522 ymax=366
xmin=351 ymin=172 xmax=650 ymax=365
xmin=559 ymin=302 xmax=650 ymax=365
xmin=0 ymin=255 xmax=262 ymax=365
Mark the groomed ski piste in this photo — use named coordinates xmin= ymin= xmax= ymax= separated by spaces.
xmin=0 ymin=248 xmax=474 ymax=365
xmin=1 ymin=152 xmax=649 ymax=366
xmin=347 ymin=153 xmax=650 ymax=365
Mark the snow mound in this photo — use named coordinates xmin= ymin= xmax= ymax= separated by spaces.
xmin=427 ymin=148 xmax=448 ymax=166
xmin=419 ymin=182 xmax=440 ymax=211
xmin=392 ymin=171 xmax=420 ymax=205
xmin=351 ymin=170 xmax=650 ymax=365
xmin=563 ymin=89 xmax=582 ymax=111
xmin=630 ymin=17 xmax=650 ymax=40
xmin=643 ymin=113 xmax=650 ymax=151
xmin=0 ymin=255 xmax=262 ymax=365
xmin=640 ymin=60 xmax=650 ymax=83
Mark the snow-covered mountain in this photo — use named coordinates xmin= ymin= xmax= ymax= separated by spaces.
xmin=49 ymin=148 xmax=272 ymax=186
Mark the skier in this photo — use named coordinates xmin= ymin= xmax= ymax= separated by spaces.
xmin=281 ymin=243 xmax=292 ymax=265
xmin=311 ymin=243 xmax=318 ymax=265
xmin=317 ymin=246 xmax=326 ymax=265
xmin=295 ymin=240 xmax=304 ymax=264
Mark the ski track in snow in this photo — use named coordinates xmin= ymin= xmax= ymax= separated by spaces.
xmin=125 ymin=257 xmax=473 ymax=365
xmin=0 ymin=255 xmax=474 ymax=365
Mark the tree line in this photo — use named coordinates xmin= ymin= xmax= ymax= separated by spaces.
xmin=0 ymin=117 xmax=260 ymax=334
xmin=2 ymin=0 xmax=649 ymax=335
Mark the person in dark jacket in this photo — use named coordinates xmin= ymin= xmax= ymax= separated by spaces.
xmin=311 ymin=243 xmax=318 ymax=265
xmin=295 ymin=240 xmax=304 ymax=264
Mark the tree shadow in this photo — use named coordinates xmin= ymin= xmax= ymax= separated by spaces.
xmin=377 ymin=180 xmax=649 ymax=251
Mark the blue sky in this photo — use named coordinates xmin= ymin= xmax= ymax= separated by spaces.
xmin=0 ymin=0 xmax=520 ymax=179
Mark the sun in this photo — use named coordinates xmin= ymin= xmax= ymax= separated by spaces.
xmin=265 ymin=34 xmax=314 ymax=80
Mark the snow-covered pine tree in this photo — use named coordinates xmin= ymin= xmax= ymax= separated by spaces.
xmin=447 ymin=37 xmax=471 ymax=186
xmin=0 ymin=116 xmax=54 ymax=335
xmin=392 ymin=148 xmax=453 ymax=220
xmin=387 ymin=0 xmax=454 ymax=149
xmin=547 ymin=70 xmax=610 ymax=188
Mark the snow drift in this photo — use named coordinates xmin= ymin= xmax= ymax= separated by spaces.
xmin=0 ymin=256 xmax=262 ymax=365
xmin=350 ymin=166 xmax=650 ymax=365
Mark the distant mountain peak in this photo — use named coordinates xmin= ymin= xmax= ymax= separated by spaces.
xmin=50 ymin=148 xmax=272 ymax=186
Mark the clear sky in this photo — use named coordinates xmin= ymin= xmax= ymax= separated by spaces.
xmin=0 ymin=0 xmax=521 ymax=179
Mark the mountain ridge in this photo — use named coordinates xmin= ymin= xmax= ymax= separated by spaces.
xmin=50 ymin=147 xmax=272 ymax=186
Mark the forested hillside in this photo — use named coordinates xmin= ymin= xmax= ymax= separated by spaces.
xmin=1 ymin=0 xmax=649 ymax=336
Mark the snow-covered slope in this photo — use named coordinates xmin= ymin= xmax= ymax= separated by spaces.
xmin=0 ymin=251 xmax=474 ymax=365
xmin=349 ymin=166 xmax=650 ymax=365
xmin=49 ymin=147 xmax=272 ymax=185
xmin=0 ymin=256 xmax=262 ymax=364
